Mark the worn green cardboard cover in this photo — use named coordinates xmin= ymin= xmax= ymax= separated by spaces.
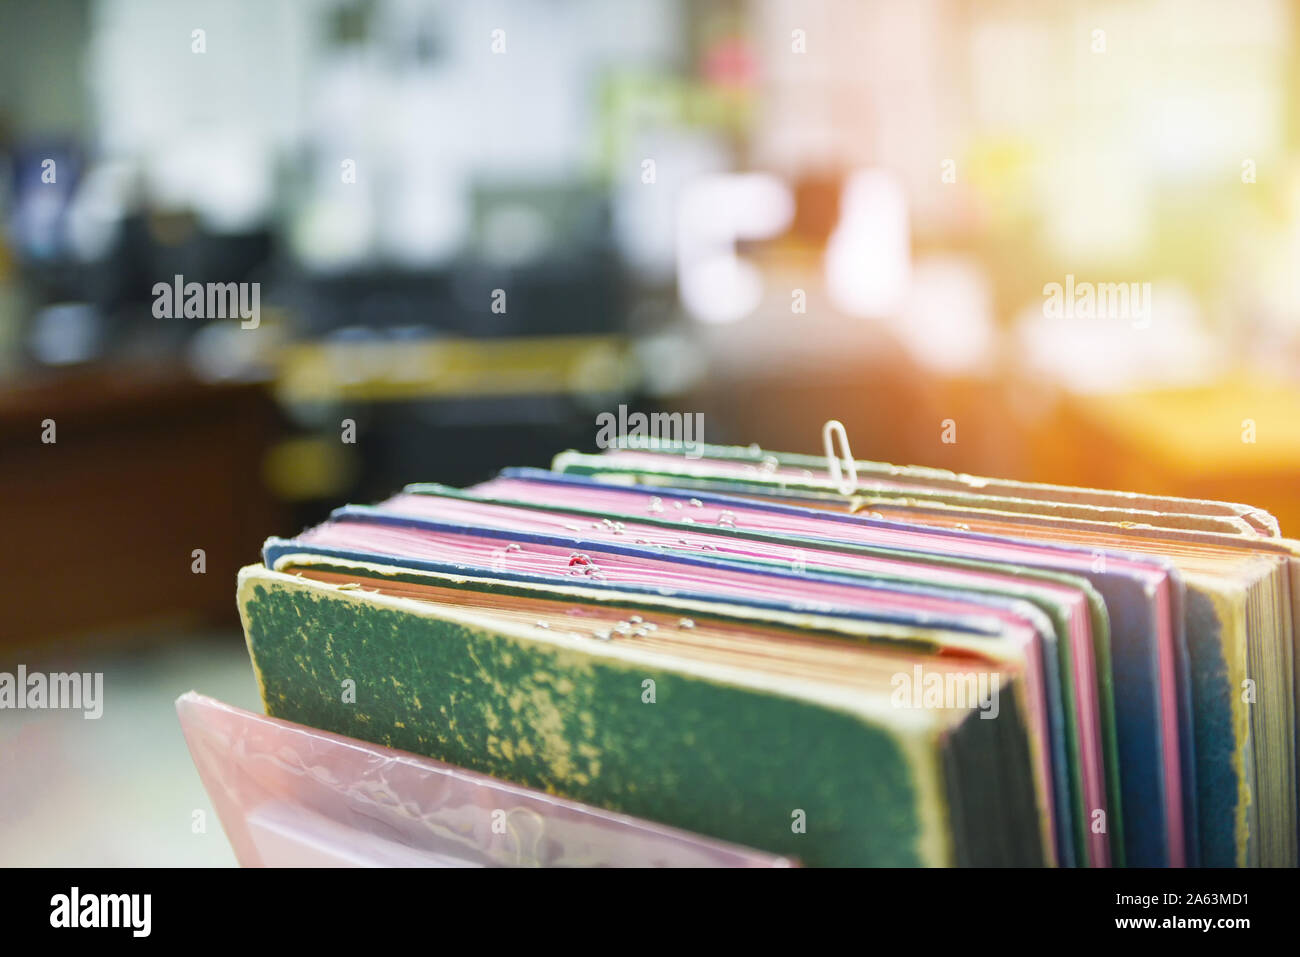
xmin=238 ymin=563 xmax=1045 ymax=866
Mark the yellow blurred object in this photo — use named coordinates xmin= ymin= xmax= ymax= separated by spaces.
xmin=274 ymin=334 xmax=635 ymax=404
xmin=964 ymin=136 xmax=1039 ymax=229
xmin=1044 ymin=377 xmax=1300 ymax=536
xmin=262 ymin=436 xmax=359 ymax=502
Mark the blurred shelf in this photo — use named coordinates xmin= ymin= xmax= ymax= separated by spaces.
xmin=0 ymin=362 xmax=284 ymax=647
xmin=274 ymin=333 xmax=636 ymax=404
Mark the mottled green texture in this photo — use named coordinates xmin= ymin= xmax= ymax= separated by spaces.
xmin=242 ymin=580 xmax=927 ymax=866
xmin=407 ymin=482 xmax=1123 ymax=865
xmin=651 ymin=548 xmax=1087 ymax=864
xmin=1184 ymin=588 xmax=1239 ymax=866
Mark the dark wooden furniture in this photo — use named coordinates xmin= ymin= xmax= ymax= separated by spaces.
xmin=0 ymin=363 xmax=283 ymax=649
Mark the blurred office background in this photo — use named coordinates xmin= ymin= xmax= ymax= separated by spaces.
xmin=2 ymin=0 xmax=1300 ymax=862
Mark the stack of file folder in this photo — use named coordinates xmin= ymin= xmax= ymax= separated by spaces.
xmin=236 ymin=440 xmax=1299 ymax=867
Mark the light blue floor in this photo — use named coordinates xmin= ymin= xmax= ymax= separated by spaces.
xmin=0 ymin=633 xmax=262 ymax=866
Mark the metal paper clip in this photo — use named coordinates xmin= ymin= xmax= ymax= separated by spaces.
xmin=821 ymin=419 xmax=858 ymax=495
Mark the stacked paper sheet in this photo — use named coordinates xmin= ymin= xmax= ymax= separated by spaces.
xmin=235 ymin=442 xmax=1300 ymax=867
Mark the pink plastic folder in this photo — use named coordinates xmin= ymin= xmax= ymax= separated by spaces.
xmin=177 ymin=692 xmax=793 ymax=868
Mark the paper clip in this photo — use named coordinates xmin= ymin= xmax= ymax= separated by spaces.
xmin=822 ymin=419 xmax=858 ymax=495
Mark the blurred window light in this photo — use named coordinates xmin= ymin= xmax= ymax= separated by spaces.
xmin=479 ymin=203 xmax=552 ymax=267
xmin=187 ymin=319 xmax=279 ymax=383
xmin=1148 ymin=93 xmax=1279 ymax=179
xmin=378 ymin=176 xmax=472 ymax=268
xmin=825 ymin=169 xmax=911 ymax=319
xmin=897 ymin=257 xmax=994 ymax=375
xmin=970 ymin=18 xmax=1056 ymax=135
xmin=146 ymin=128 xmax=275 ymax=233
xmin=29 ymin=303 xmax=103 ymax=366
xmin=676 ymin=172 xmax=794 ymax=325
xmin=1038 ymin=148 xmax=1151 ymax=266
xmin=633 ymin=331 xmax=707 ymax=397
xmin=66 ymin=159 xmax=135 ymax=263
xmin=615 ymin=131 xmax=728 ymax=283
xmin=90 ymin=0 xmax=312 ymax=157
xmin=1015 ymin=280 xmax=1220 ymax=394
xmin=290 ymin=195 xmax=376 ymax=273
